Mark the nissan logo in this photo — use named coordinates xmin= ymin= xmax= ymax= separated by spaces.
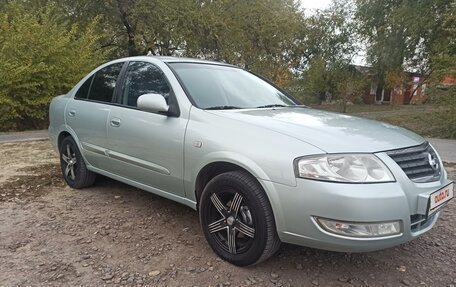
xmin=427 ymin=153 xmax=439 ymax=171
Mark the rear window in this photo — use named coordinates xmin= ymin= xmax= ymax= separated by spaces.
xmin=88 ymin=63 xmax=124 ymax=103
xmin=74 ymin=75 xmax=93 ymax=99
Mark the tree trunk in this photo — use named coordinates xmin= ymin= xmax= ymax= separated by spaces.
xmin=116 ymin=0 xmax=138 ymax=56
xmin=375 ymin=83 xmax=384 ymax=103
xmin=340 ymin=99 xmax=348 ymax=113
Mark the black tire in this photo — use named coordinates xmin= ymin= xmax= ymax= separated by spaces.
xmin=59 ymin=136 xmax=96 ymax=189
xmin=199 ymin=170 xmax=281 ymax=266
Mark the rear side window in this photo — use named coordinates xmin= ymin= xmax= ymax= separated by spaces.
xmin=122 ymin=62 xmax=170 ymax=107
xmin=88 ymin=62 xmax=124 ymax=103
xmin=74 ymin=75 xmax=93 ymax=99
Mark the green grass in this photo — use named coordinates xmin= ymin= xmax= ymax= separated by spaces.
xmin=309 ymin=103 xmax=399 ymax=114
xmin=313 ymin=104 xmax=455 ymax=139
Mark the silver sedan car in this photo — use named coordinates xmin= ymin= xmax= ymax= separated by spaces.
xmin=49 ymin=56 xmax=454 ymax=266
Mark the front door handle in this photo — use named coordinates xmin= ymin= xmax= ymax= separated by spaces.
xmin=68 ymin=110 xmax=76 ymax=117
xmin=110 ymin=118 xmax=121 ymax=127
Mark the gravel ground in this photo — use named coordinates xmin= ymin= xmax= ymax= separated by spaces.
xmin=0 ymin=140 xmax=455 ymax=287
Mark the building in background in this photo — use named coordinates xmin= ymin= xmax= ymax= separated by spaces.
xmin=356 ymin=66 xmax=428 ymax=105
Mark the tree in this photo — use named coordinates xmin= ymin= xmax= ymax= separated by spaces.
xmin=38 ymin=0 xmax=304 ymax=84
xmin=428 ymin=1 xmax=456 ymax=138
xmin=289 ymin=0 xmax=359 ymax=105
xmin=0 ymin=2 xmax=109 ymax=130
xmin=335 ymin=67 xmax=369 ymax=112
xmin=301 ymin=57 xmax=331 ymax=103
xmin=187 ymin=0 xmax=304 ymax=83
xmin=298 ymin=0 xmax=357 ymax=69
xmin=430 ymin=1 xmax=456 ymax=80
xmin=355 ymin=0 xmax=453 ymax=96
xmin=132 ymin=0 xmax=203 ymax=56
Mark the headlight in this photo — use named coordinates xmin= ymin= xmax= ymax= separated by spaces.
xmin=295 ymin=154 xmax=395 ymax=183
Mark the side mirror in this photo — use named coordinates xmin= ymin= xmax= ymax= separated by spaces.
xmin=137 ymin=93 xmax=169 ymax=114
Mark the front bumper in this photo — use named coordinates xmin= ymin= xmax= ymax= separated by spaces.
xmin=261 ymin=153 xmax=452 ymax=252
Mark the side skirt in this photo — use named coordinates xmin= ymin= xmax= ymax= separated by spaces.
xmin=87 ymin=165 xmax=197 ymax=210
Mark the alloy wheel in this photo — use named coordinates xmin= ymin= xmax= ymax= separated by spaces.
xmin=207 ymin=191 xmax=256 ymax=254
xmin=61 ymin=144 xmax=77 ymax=181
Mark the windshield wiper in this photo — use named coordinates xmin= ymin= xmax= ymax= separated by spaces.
xmin=255 ymin=104 xmax=288 ymax=108
xmin=204 ymin=105 xmax=242 ymax=110
xmin=255 ymin=104 xmax=310 ymax=109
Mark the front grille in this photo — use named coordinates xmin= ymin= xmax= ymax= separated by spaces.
xmin=387 ymin=142 xmax=441 ymax=183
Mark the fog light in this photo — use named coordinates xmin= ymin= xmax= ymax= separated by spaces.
xmin=315 ymin=217 xmax=401 ymax=238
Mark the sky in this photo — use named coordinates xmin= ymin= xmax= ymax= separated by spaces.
xmin=299 ymin=0 xmax=332 ymax=13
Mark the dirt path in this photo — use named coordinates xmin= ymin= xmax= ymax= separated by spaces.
xmin=1 ymin=141 xmax=455 ymax=287
xmin=0 ymin=130 xmax=48 ymax=144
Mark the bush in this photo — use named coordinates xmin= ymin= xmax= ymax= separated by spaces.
xmin=283 ymin=80 xmax=320 ymax=105
xmin=0 ymin=3 xmax=109 ymax=131
xmin=428 ymin=86 xmax=456 ymax=138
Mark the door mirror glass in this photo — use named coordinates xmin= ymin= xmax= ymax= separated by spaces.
xmin=137 ymin=93 xmax=169 ymax=114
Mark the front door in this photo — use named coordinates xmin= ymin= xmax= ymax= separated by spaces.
xmin=105 ymin=61 xmax=187 ymax=197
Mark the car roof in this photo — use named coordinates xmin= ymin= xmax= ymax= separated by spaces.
xmin=154 ymin=56 xmax=235 ymax=66
xmin=117 ymin=55 xmax=237 ymax=67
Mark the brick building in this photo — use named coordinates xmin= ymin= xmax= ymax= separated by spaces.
xmin=360 ymin=69 xmax=427 ymax=105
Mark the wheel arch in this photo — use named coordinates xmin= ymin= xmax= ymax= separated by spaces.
xmin=191 ymin=153 xmax=285 ymax=233
xmin=193 ymin=153 xmax=272 ymax=207
xmin=55 ymin=127 xmax=91 ymax=168
xmin=57 ymin=131 xmax=71 ymax=151
xmin=195 ymin=161 xmax=247 ymax=203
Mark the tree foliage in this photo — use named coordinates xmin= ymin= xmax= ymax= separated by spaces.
xmin=355 ymin=0 xmax=453 ymax=93
xmin=430 ymin=1 xmax=456 ymax=79
xmin=1 ymin=0 xmax=455 ymax=136
xmin=0 ymin=2 xmax=109 ymax=130
xmin=190 ymin=0 xmax=303 ymax=83
xmin=335 ymin=67 xmax=369 ymax=112
xmin=44 ymin=0 xmax=303 ymax=82
xmin=291 ymin=0 xmax=359 ymax=104
xmin=428 ymin=1 xmax=456 ymax=138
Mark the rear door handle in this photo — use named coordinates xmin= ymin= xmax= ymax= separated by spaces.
xmin=110 ymin=118 xmax=121 ymax=127
xmin=68 ymin=110 xmax=76 ymax=117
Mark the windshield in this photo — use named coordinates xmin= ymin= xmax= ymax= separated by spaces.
xmin=169 ymin=63 xmax=298 ymax=109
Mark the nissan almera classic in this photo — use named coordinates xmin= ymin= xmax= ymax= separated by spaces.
xmin=48 ymin=56 xmax=454 ymax=266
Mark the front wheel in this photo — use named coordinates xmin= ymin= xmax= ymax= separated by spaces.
xmin=199 ymin=171 xmax=281 ymax=266
xmin=59 ymin=136 xmax=96 ymax=189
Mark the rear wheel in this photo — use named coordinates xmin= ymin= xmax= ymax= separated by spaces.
xmin=59 ymin=136 xmax=96 ymax=189
xmin=199 ymin=170 xmax=280 ymax=266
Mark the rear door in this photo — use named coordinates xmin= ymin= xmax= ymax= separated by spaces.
xmin=65 ymin=62 xmax=124 ymax=169
xmin=105 ymin=61 xmax=187 ymax=196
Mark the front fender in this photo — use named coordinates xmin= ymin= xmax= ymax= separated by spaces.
xmin=192 ymin=150 xmax=273 ymax=185
xmin=186 ymin=151 xmax=273 ymax=204
xmin=185 ymin=151 xmax=286 ymax=230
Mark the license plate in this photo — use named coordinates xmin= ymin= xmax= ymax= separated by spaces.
xmin=428 ymin=182 xmax=454 ymax=215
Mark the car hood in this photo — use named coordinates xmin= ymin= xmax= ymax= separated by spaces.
xmin=207 ymin=107 xmax=425 ymax=153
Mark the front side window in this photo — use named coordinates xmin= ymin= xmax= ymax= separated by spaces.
xmin=88 ymin=62 xmax=124 ymax=103
xmin=122 ymin=61 xmax=170 ymax=107
xmin=169 ymin=63 xmax=297 ymax=109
